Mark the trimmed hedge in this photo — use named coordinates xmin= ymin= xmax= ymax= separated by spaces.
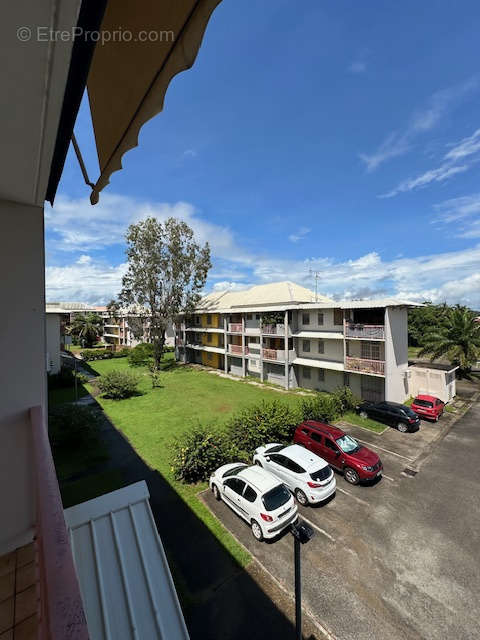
xmin=300 ymin=386 xmax=360 ymax=423
xmin=97 ymin=370 xmax=140 ymax=399
xmin=128 ymin=343 xmax=154 ymax=367
xmin=80 ymin=347 xmax=130 ymax=361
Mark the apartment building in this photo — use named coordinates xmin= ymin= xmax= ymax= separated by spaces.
xmin=100 ymin=309 xmax=175 ymax=348
xmin=175 ymin=281 xmax=415 ymax=403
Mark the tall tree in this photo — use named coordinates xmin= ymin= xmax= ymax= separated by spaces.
xmin=118 ymin=217 xmax=211 ymax=367
xmin=418 ymin=306 xmax=480 ymax=372
xmin=68 ymin=313 xmax=104 ymax=348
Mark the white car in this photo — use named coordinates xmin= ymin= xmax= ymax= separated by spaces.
xmin=253 ymin=443 xmax=336 ymax=506
xmin=209 ymin=463 xmax=298 ymax=541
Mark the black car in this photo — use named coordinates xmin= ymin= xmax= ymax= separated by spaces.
xmin=356 ymin=401 xmax=420 ymax=433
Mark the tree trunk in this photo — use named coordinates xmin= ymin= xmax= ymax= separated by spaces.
xmin=153 ymin=329 xmax=166 ymax=368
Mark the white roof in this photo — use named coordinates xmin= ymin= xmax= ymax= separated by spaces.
xmin=281 ymin=444 xmax=328 ymax=471
xmin=198 ymin=281 xmax=334 ymax=311
xmin=239 ymin=466 xmax=280 ymax=493
xmin=293 ymin=330 xmax=344 ymax=340
xmin=293 ymin=356 xmax=345 ymax=371
xmin=64 ymin=482 xmax=189 ymax=640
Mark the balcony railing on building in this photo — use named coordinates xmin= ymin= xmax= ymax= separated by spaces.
xmin=262 ymin=323 xmax=292 ymax=336
xmin=345 ymin=322 xmax=385 ymax=339
xmin=345 ymin=356 xmax=385 ymax=376
xmin=228 ymin=344 xmax=244 ymax=355
xmin=228 ymin=323 xmax=243 ymax=333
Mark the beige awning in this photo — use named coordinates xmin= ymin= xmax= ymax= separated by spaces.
xmin=86 ymin=0 xmax=222 ymax=204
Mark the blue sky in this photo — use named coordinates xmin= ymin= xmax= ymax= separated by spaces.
xmin=46 ymin=0 xmax=480 ymax=307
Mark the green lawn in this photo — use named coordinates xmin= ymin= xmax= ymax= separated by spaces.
xmin=86 ymin=355 xmax=305 ymax=566
xmin=342 ymin=411 xmax=387 ymax=433
xmin=408 ymin=346 xmax=422 ymax=358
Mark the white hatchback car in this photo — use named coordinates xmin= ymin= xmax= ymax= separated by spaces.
xmin=253 ymin=443 xmax=336 ymax=506
xmin=209 ymin=463 xmax=298 ymax=541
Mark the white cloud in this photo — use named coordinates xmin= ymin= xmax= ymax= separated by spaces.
xmin=348 ymin=61 xmax=366 ymax=74
xmin=381 ymin=126 xmax=480 ymax=198
xmin=46 ymin=192 xmax=480 ymax=307
xmin=182 ymin=149 xmax=197 ymax=158
xmin=360 ymin=76 xmax=478 ymax=172
xmin=434 ymin=193 xmax=480 ymax=239
xmin=212 ymin=281 xmax=253 ymax=292
xmin=288 ymin=226 xmax=311 ymax=243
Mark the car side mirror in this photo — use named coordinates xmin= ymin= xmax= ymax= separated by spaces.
xmin=265 ymin=456 xmax=271 ymax=462
xmin=336 ymin=450 xmax=341 ymax=457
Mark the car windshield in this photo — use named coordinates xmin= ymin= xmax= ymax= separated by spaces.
xmin=222 ymin=464 xmax=247 ymax=478
xmin=265 ymin=444 xmax=284 ymax=454
xmin=336 ymin=435 xmax=360 ymax=453
xmin=414 ymin=399 xmax=433 ymax=408
xmin=310 ymin=466 xmax=332 ymax=482
xmin=262 ymin=484 xmax=291 ymax=511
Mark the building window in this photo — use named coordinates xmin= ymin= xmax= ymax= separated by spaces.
xmin=302 ymin=312 xmax=310 ymax=325
xmin=247 ymin=314 xmax=252 ymax=320
xmin=318 ymin=369 xmax=325 ymax=382
xmin=317 ymin=312 xmax=324 ymax=325
xmin=207 ymin=333 xmax=212 ymax=343
xmin=303 ymin=366 xmax=311 ymax=379
xmin=303 ymin=340 xmax=310 ymax=353
xmin=206 ymin=314 xmax=212 ymax=325
xmin=195 ymin=316 xmax=200 ymax=325
xmin=333 ymin=308 xmax=343 ymax=325
xmin=318 ymin=340 xmax=325 ymax=354
xmin=361 ymin=341 xmax=381 ymax=360
xmin=256 ymin=314 xmax=261 ymax=320
xmin=343 ymin=373 xmax=350 ymax=386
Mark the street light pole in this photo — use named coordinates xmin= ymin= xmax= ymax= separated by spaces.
xmin=290 ymin=519 xmax=314 ymax=640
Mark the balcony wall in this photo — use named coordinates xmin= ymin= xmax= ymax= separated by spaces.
xmin=345 ymin=356 xmax=385 ymax=376
xmin=0 ymin=200 xmax=46 ymax=554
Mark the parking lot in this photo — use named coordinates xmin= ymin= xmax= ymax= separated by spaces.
xmin=203 ymin=399 xmax=480 ymax=640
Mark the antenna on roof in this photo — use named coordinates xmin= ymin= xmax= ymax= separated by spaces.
xmin=309 ymin=269 xmax=319 ymax=302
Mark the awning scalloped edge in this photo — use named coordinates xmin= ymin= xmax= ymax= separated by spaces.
xmin=89 ymin=0 xmax=222 ymax=205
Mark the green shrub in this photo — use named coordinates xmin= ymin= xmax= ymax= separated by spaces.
xmin=47 ymin=367 xmax=88 ymax=389
xmin=128 ymin=342 xmax=154 ymax=367
xmin=171 ymin=425 xmax=237 ymax=483
xmin=113 ymin=347 xmax=131 ymax=358
xmin=97 ymin=370 xmax=140 ymax=399
xmin=80 ymin=348 xmax=114 ymax=361
xmin=300 ymin=392 xmax=342 ymax=423
xmin=49 ymin=405 xmax=101 ymax=449
xmin=226 ymin=401 xmax=299 ymax=458
xmin=334 ymin=386 xmax=361 ymax=413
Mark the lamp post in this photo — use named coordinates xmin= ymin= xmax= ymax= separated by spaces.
xmin=290 ymin=519 xmax=314 ymax=640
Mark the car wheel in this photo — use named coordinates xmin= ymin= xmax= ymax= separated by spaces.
xmin=397 ymin=422 xmax=408 ymax=433
xmin=434 ymin=414 xmax=439 ymax=422
xmin=251 ymin=519 xmax=264 ymax=541
xmin=212 ymin=484 xmax=221 ymax=501
xmin=344 ymin=467 xmax=360 ymax=485
xmin=360 ymin=411 xmax=368 ymax=419
xmin=295 ymin=489 xmax=308 ymax=505
xmin=255 ymin=459 xmax=263 ymax=467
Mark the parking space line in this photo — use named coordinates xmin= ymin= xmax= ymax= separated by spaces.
xmin=337 ymin=487 xmax=370 ymax=506
xmin=354 ymin=438 xmax=415 ymax=462
xmin=299 ymin=515 xmax=336 ymax=542
xmin=381 ymin=473 xmax=395 ymax=482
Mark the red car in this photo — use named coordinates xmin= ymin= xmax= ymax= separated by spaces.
xmin=410 ymin=395 xmax=445 ymax=422
xmin=293 ymin=421 xmax=382 ymax=485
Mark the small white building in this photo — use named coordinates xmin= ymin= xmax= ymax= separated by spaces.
xmin=407 ymin=363 xmax=458 ymax=402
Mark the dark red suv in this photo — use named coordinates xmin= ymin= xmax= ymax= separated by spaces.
xmin=293 ymin=421 xmax=382 ymax=485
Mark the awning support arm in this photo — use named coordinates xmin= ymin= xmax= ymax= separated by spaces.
xmin=71 ymin=133 xmax=96 ymax=191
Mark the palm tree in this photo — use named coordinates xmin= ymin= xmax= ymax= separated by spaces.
xmin=68 ymin=313 xmax=104 ymax=348
xmin=418 ymin=307 xmax=480 ymax=372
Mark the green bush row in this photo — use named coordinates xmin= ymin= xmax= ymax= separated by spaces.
xmin=96 ymin=370 xmax=140 ymax=399
xmin=80 ymin=347 xmax=131 ymax=361
xmin=171 ymin=386 xmax=360 ymax=484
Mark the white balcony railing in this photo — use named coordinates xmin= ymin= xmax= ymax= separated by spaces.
xmin=345 ymin=356 xmax=385 ymax=375
xmin=262 ymin=348 xmax=285 ymax=361
xmin=228 ymin=323 xmax=243 ymax=333
xmin=262 ymin=323 xmax=288 ymax=335
xmin=30 ymin=405 xmax=89 ymax=639
xmin=345 ymin=323 xmax=385 ymax=339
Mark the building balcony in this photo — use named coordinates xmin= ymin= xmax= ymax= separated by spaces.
xmin=262 ymin=348 xmax=286 ymax=362
xmin=228 ymin=344 xmax=244 ymax=355
xmin=345 ymin=323 xmax=385 ymax=340
xmin=228 ymin=323 xmax=243 ymax=333
xmin=262 ymin=323 xmax=291 ymax=336
xmin=345 ymin=356 xmax=385 ymax=376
